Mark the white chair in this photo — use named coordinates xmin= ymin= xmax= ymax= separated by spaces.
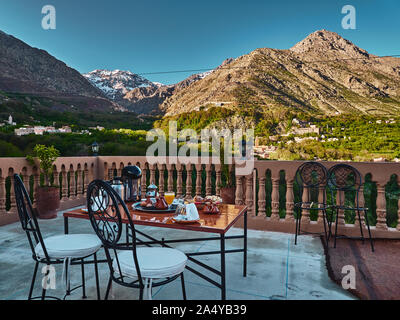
xmin=13 ymin=174 xmax=102 ymax=300
xmin=87 ymin=179 xmax=188 ymax=300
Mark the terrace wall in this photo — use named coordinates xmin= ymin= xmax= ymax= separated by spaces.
xmin=1 ymin=157 xmax=399 ymax=239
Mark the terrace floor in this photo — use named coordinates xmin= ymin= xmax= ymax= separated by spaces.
xmin=0 ymin=208 xmax=354 ymax=300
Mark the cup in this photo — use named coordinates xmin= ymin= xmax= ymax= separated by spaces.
xmin=164 ymin=192 xmax=175 ymax=205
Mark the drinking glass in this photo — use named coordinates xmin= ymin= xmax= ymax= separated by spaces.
xmin=164 ymin=191 xmax=175 ymax=205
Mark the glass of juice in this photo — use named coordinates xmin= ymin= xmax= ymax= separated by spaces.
xmin=164 ymin=192 xmax=175 ymax=206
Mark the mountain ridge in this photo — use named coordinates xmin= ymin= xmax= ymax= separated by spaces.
xmin=160 ymin=29 xmax=400 ymax=119
xmin=0 ymin=30 xmax=120 ymax=112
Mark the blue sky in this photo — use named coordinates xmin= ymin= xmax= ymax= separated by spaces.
xmin=0 ymin=0 xmax=399 ymax=84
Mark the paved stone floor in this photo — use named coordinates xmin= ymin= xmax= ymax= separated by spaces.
xmin=0 ymin=208 xmax=354 ymax=300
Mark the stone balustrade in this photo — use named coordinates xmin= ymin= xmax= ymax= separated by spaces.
xmin=234 ymin=161 xmax=400 ymax=239
xmin=1 ymin=157 xmax=400 ymax=239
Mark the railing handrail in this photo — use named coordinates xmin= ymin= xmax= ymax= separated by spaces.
xmin=1 ymin=156 xmax=399 ymax=238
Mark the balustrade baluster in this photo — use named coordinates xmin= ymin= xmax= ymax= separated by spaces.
xmin=159 ymin=165 xmax=165 ymax=196
xmin=258 ymin=172 xmax=266 ymax=217
xmin=185 ymin=165 xmax=193 ymax=198
xmin=285 ymin=178 xmax=295 ymax=222
xmin=270 ymin=173 xmax=280 ymax=221
xmin=397 ymin=195 xmax=400 ymax=231
xmin=83 ymin=168 xmax=89 ymax=196
xmin=245 ymin=175 xmax=253 ymax=216
xmin=0 ymin=176 xmax=6 ymax=214
xmin=376 ymin=183 xmax=387 ymax=230
xmin=9 ymin=175 xmax=16 ymax=213
xmin=141 ymin=165 xmax=148 ymax=199
xmin=167 ymin=165 xmax=174 ymax=193
xmin=176 ymin=164 xmax=183 ymax=197
xmin=205 ymin=164 xmax=212 ymax=196
xmin=22 ymin=173 xmax=30 ymax=194
xmin=32 ymin=173 xmax=40 ymax=205
xmin=61 ymin=170 xmax=68 ymax=201
xmin=317 ymin=185 xmax=325 ymax=224
xmin=336 ymin=190 xmax=345 ymax=225
xmin=149 ymin=164 xmax=156 ymax=185
xmin=215 ymin=165 xmax=221 ymax=197
xmin=235 ymin=176 xmax=244 ymax=205
xmin=195 ymin=164 xmax=202 ymax=197
xmin=69 ymin=169 xmax=76 ymax=200
xmin=356 ymin=186 xmax=366 ymax=228
xmin=301 ymin=183 xmax=310 ymax=224
xmin=76 ymin=168 xmax=83 ymax=198
xmin=108 ymin=169 xmax=114 ymax=180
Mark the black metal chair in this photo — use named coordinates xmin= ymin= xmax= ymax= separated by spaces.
xmin=294 ymin=162 xmax=329 ymax=246
xmin=327 ymin=164 xmax=374 ymax=252
xmin=86 ymin=179 xmax=187 ymax=300
xmin=13 ymin=174 xmax=101 ymax=300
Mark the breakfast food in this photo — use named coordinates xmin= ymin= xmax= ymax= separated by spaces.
xmin=140 ymin=196 xmax=153 ymax=207
xmin=205 ymin=195 xmax=222 ymax=204
xmin=155 ymin=195 xmax=169 ymax=210
xmin=204 ymin=203 xmax=220 ymax=214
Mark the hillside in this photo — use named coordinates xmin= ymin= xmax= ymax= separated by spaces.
xmin=0 ymin=30 xmax=118 ymax=111
xmin=160 ymin=30 xmax=400 ymax=120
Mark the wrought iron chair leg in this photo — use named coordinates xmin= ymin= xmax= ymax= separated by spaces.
xmin=364 ymin=209 xmax=375 ymax=252
xmin=105 ymin=276 xmax=112 ymax=300
xmin=28 ymin=261 xmax=39 ymax=300
xmin=357 ymin=210 xmax=365 ymax=244
xmin=181 ymin=273 xmax=187 ymax=300
xmin=327 ymin=209 xmax=333 ymax=241
xmin=334 ymin=208 xmax=339 ymax=248
xmin=297 ymin=211 xmax=302 ymax=242
xmin=139 ymin=287 xmax=144 ymax=300
xmin=81 ymin=258 xmax=87 ymax=299
xmin=322 ymin=209 xmax=329 ymax=247
xmin=41 ymin=263 xmax=50 ymax=300
xmin=94 ymin=253 xmax=101 ymax=300
xmin=294 ymin=211 xmax=299 ymax=245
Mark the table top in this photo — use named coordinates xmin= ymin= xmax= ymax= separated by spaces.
xmin=64 ymin=203 xmax=247 ymax=234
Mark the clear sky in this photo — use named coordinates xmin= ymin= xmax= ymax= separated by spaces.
xmin=0 ymin=0 xmax=399 ymax=84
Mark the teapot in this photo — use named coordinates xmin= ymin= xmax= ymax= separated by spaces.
xmin=146 ymin=182 xmax=158 ymax=197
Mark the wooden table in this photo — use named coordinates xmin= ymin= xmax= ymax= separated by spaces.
xmin=63 ymin=203 xmax=248 ymax=300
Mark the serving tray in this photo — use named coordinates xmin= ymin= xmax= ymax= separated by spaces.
xmin=132 ymin=202 xmax=177 ymax=214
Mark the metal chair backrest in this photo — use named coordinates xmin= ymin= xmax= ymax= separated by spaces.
xmin=86 ymin=180 xmax=143 ymax=286
xmin=327 ymin=164 xmax=362 ymax=192
xmin=295 ymin=161 xmax=328 ymax=189
xmin=13 ymin=174 xmax=50 ymax=261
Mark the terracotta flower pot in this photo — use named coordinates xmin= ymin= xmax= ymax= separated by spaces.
xmin=35 ymin=187 xmax=60 ymax=219
xmin=220 ymin=186 xmax=236 ymax=204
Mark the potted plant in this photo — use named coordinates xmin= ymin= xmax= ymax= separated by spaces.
xmin=219 ymin=145 xmax=236 ymax=204
xmin=27 ymin=144 xmax=60 ymax=219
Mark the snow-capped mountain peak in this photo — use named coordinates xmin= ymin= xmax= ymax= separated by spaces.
xmin=83 ymin=69 xmax=161 ymax=100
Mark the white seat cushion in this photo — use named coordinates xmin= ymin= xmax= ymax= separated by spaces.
xmin=35 ymin=234 xmax=102 ymax=260
xmin=113 ymin=247 xmax=187 ymax=279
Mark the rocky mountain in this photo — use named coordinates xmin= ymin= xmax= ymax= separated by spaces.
xmin=85 ymin=67 xmax=216 ymax=114
xmin=83 ymin=69 xmax=161 ymax=101
xmin=0 ymin=30 xmax=119 ymax=112
xmin=122 ymin=70 xmax=215 ymax=114
xmin=160 ymin=30 xmax=400 ymax=118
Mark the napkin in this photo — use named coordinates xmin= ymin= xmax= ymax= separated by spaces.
xmin=186 ymin=203 xmax=199 ymax=220
xmin=91 ymin=194 xmax=107 ymax=211
xmin=172 ymin=198 xmax=185 ymax=205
